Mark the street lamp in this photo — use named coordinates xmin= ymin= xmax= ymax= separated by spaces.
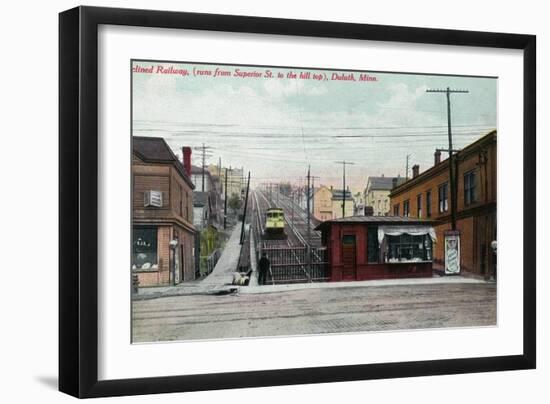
xmin=169 ymin=238 xmax=179 ymax=285
xmin=490 ymin=239 xmax=497 ymax=281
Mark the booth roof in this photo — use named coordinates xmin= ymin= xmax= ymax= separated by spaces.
xmin=314 ymin=215 xmax=436 ymax=231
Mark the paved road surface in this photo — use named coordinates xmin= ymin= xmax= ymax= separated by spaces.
xmin=132 ymin=282 xmax=496 ymax=342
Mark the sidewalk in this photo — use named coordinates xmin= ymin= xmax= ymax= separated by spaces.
xmin=134 ymin=270 xmax=491 ymax=300
xmin=134 ymin=223 xmax=244 ymax=300
xmin=201 ymin=222 xmax=243 ymax=286
xmin=240 ymin=275 xmax=490 ymax=295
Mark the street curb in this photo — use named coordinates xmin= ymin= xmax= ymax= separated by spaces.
xmin=132 ymin=276 xmax=494 ymax=300
xmin=239 ymin=276 xmax=491 ymax=295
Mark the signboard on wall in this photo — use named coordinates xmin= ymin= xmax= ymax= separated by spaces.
xmin=444 ymin=230 xmax=461 ymax=275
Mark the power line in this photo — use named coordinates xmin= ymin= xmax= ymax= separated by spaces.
xmin=150 ymin=129 xmax=493 ymax=140
xmin=134 ymin=120 xmax=493 ymax=131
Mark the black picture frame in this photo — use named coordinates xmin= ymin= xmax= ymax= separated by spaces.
xmin=59 ymin=6 xmax=536 ymax=398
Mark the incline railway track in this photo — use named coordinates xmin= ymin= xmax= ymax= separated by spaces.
xmin=251 ymin=189 xmax=328 ymax=284
xmin=275 ymin=191 xmax=322 ymax=248
xmin=254 ymin=189 xmax=299 ymax=248
xmin=254 ymin=188 xmax=322 ymax=248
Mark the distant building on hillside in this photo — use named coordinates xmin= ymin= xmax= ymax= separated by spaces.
xmin=364 ymin=175 xmax=406 ymax=216
xmin=191 ymin=165 xmax=223 ymax=230
xmin=313 ymin=185 xmax=334 ymax=222
xmin=331 ymin=188 xmax=354 ymax=219
xmin=353 ymin=191 xmax=365 ymax=216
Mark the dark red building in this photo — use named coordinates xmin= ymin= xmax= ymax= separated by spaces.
xmin=315 ymin=216 xmax=437 ymax=281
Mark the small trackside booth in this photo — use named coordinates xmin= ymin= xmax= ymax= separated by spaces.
xmin=315 ymin=216 xmax=437 ymax=281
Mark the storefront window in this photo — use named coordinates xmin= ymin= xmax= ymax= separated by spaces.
xmin=386 ymin=233 xmax=432 ymax=262
xmin=133 ymin=227 xmax=158 ymax=270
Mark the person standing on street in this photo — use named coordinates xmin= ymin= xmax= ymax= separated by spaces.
xmin=258 ymin=252 xmax=270 ymax=285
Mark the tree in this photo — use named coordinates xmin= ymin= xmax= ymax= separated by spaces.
xmin=279 ymin=182 xmax=292 ymax=196
xmin=200 ymin=225 xmax=219 ymax=256
xmin=228 ymin=192 xmax=242 ymax=216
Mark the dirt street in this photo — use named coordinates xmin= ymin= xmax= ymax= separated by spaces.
xmin=132 ymin=282 xmax=496 ymax=342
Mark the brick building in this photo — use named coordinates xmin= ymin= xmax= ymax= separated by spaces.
xmin=132 ymin=137 xmax=197 ymax=286
xmin=389 ymin=130 xmax=497 ymax=278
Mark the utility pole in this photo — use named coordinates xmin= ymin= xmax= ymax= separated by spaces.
xmin=308 ymin=175 xmax=320 ymax=220
xmin=194 ymin=143 xmax=213 ymax=192
xmin=241 ymin=166 xmax=244 ymax=200
xmin=306 ymin=166 xmax=312 ymax=276
xmin=240 ymin=171 xmax=251 ymax=245
xmin=223 ymin=168 xmax=228 ymax=229
xmin=426 ymin=87 xmax=469 ymax=230
xmin=335 ymin=161 xmax=355 ymax=218
xmin=306 ymin=167 xmax=311 ymax=246
xmin=298 ymin=177 xmax=303 ymax=208
xmin=311 ymin=176 xmax=315 ymax=216
xmin=291 ymin=188 xmax=295 ymax=226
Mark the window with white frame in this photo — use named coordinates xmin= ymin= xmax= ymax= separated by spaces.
xmin=438 ymin=183 xmax=448 ymax=213
xmin=464 ymin=170 xmax=477 ymax=205
xmin=403 ymin=200 xmax=410 ymax=217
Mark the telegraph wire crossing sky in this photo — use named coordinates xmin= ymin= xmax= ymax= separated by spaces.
xmin=132 ymin=61 xmax=497 ymax=190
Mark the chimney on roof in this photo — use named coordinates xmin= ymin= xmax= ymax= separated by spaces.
xmin=182 ymin=147 xmax=192 ymax=177
xmin=412 ymin=164 xmax=420 ymax=178
xmin=392 ymin=177 xmax=398 ymax=189
xmin=434 ymin=149 xmax=441 ymax=165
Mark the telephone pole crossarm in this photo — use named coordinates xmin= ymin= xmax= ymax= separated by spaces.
xmin=426 ymin=88 xmax=469 ymax=94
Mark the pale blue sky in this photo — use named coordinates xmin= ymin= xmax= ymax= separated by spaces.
xmin=132 ymin=61 xmax=497 ymax=191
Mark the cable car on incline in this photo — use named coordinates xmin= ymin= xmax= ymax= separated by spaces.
xmin=264 ymin=207 xmax=287 ymax=239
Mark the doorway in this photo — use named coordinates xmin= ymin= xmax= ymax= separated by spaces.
xmin=342 ymin=234 xmax=357 ymax=280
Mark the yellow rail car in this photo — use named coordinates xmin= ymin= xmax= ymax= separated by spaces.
xmin=264 ymin=207 xmax=287 ymax=239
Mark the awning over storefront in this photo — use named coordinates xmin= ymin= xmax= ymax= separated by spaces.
xmin=377 ymin=225 xmax=436 ymax=244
